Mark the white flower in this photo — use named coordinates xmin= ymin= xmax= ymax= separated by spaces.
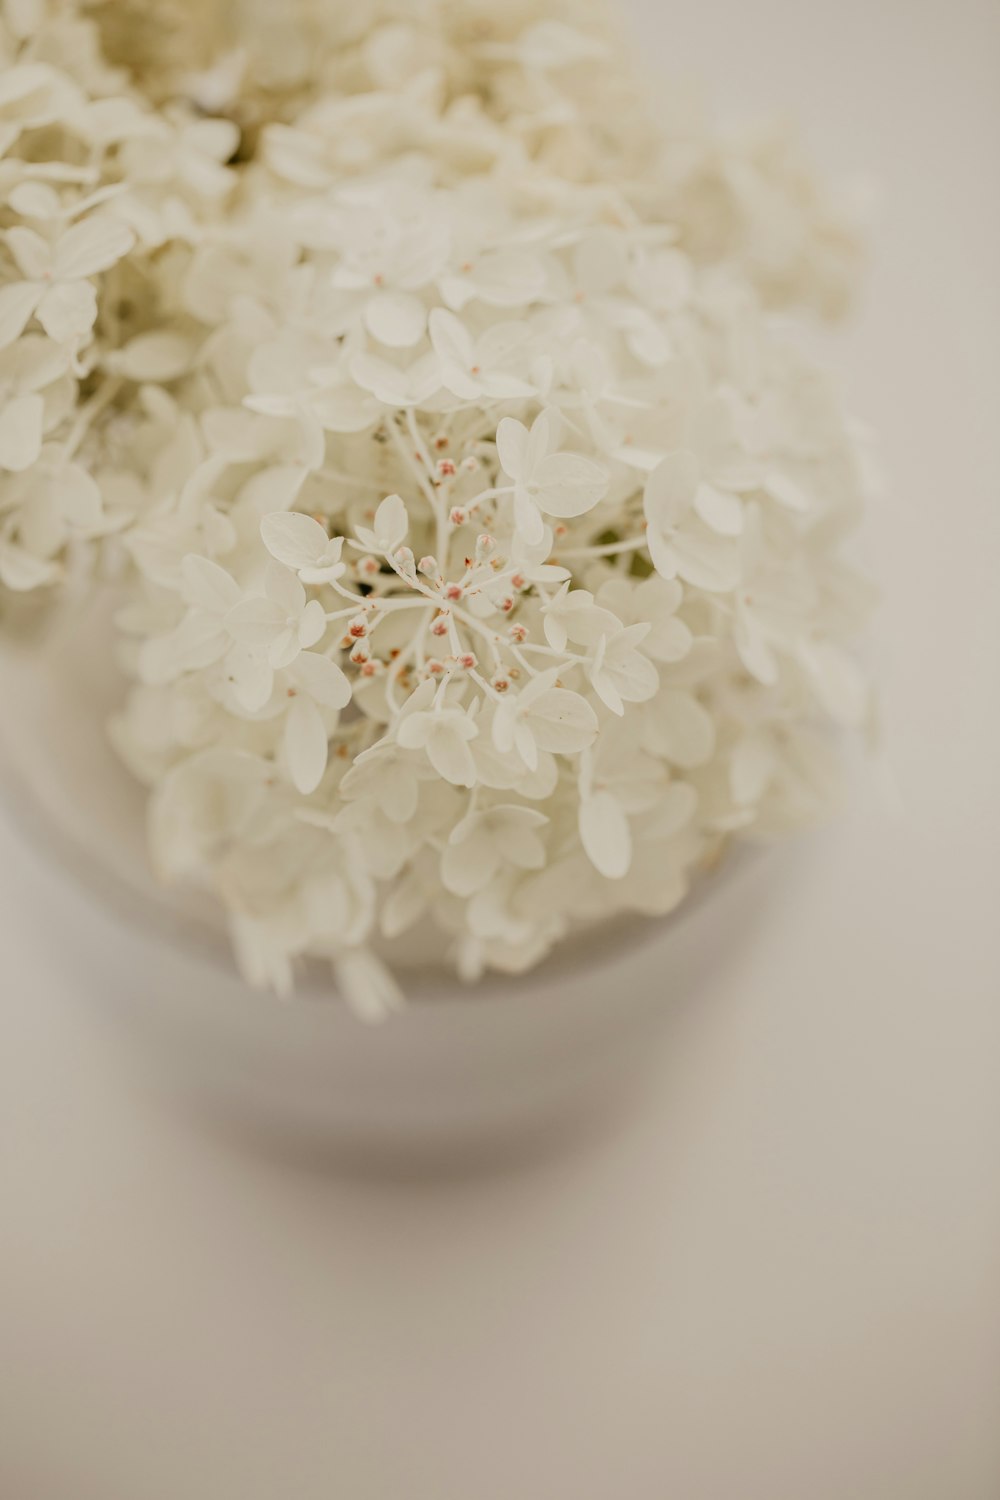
xmin=0 ymin=0 xmax=872 ymax=1002
xmin=226 ymin=561 xmax=327 ymax=668
xmin=0 ymin=215 xmax=134 ymax=346
xmin=642 ymin=450 xmax=741 ymax=592
xmin=396 ymin=692 xmax=480 ymax=788
xmin=492 ymin=668 xmax=598 ymax=772
xmin=349 ymin=349 xmax=441 ymax=408
xmin=496 ymin=408 xmax=608 ymax=546
xmin=331 ymin=208 xmax=449 ymax=348
xmin=588 ymin=624 xmax=659 ymax=716
xmin=428 ymin=309 xmax=535 ymax=402
xmin=441 ymin=803 xmax=548 ymax=897
xmin=354 ymin=493 xmax=408 ymax=554
xmin=260 ymin=510 xmax=346 ymax=584
xmin=540 ymin=582 xmax=620 ymax=653
xmin=597 ymin=575 xmax=692 ymax=663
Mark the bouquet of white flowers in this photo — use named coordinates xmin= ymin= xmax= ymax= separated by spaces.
xmin=0 ymin=0 xmax=874 ymax=1015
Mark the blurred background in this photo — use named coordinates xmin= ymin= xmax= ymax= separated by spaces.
xmin=2 ymin=1 xmax=998 ymax=1496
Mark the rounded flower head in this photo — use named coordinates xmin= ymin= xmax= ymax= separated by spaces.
xmin=0 ymin=0 xmax=873 ymax=1010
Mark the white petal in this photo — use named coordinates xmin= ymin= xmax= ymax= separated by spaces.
xmin=426 ymin=724 xmax=477 ymax=787
xmin=646 ymin=527 xmax=679 ymax=582
xmin=397 ymin=711 xmax=434 ymax=750
xmin=579 ymin=791 xmax=631 ymax=880
xmin=526 ymin=689 xmax=598 ymax=754
xmin=428 ymin=306 xmax=474 ymax=366
xmin=672 ymin=528 xmax=741 ymax=593
xmin=0 ymin=392 xmax=42 ymax=470
xmin=225 ymin=643 xmax=274 ymax=712
xmin=694 ymin=481 xmax=744 ymax=536
xmin=496 ymin=415 xmax=529 ymax=482
xmin=298 ymin=598 xmax=327 ymax=649
xmin=6 ymin=227 xmax=50 ymax=279
xmin=36 ymin=280 xmax=97 ymax=342
xmin=643 ymin=450 xmax=700 ymax=528
xmin=56 ymin=463 xmax=103 ymax=527
xmin=264 ymin=559 xmax=306 ymax=614
xmin=260 ymin=509 xmax=331 ymax=569
xmin=373 ymin=492 xmax=408 ymax=551
xmin=441 ymin=837 xmax=497 ymax=897
xmin=287 ymin=650 xmax=351 ymax=710
xmin=226 ymin=596 xmax=287 ymax=646
xmin=0 ymin=281 xmax=42 ymax=348
xmin=112 ymin=330 xmax=195 ymax=382
xmin=180 ymin=554 xmax=241 ymax=613
xmin=334 ymin=950 xmax=404 ymax=1023
xmin=364 ymin=291 xmax=427 ymax=349
xmin=0 ymin=540 xmax=58 ymax=590
xmin=51 ymin=216 xmax=134 ymax=280
xmin=646 ymin=616 xmax=692 ymax=663
xmin=646 ymin=690 xmax=716 ymax=769
xmin=284 ymin=693 xmax=328 ymax=794
xmin=514 ymin=485 xmax=544 ymax=546
xmin=764 ymin=470 xmax=813 ymax=513
xmin=533 ymin=452 xmax=608 ymax=518
xmin=734 ymin=608 xmax=779 ymax=685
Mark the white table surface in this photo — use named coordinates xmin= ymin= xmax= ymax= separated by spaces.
xmin=2 ymin=2 xmax=999 ymax=1497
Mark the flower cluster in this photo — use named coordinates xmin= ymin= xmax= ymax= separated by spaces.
xmin=0 ymin=0 xmax=874 ymax=1013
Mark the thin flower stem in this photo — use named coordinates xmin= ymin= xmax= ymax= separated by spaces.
xmin=555 ymin=535 xmax=646 ymax=560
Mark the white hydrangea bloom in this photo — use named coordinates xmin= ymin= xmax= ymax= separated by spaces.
xmin=0 ymin=0 xmax=875 ymax=1014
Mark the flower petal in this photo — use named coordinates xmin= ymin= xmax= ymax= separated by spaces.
xmin=579 ymin=791 xmax=632 ymax=880
xmin=0 ymin=392 xmax=42 ymax=471
xmin=284 ymin=693 xmax=328 ymax=794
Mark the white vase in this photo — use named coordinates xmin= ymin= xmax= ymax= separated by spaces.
xmin=0 ymin=590 xmax=780 ymax=1167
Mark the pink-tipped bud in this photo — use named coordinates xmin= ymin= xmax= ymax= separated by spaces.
xmin=475 ymin=533 xmax=496 ymax=560
xmin=444 ymin=582 xmax=463 ymax=601
xmin=430 ymin=616 xmax=449 ymax=638
xmin=499 ymin=596 xmax=515 ymax=614
xmin=348 ymin=615 xmax=367 ymax=639
xmin=350 ymin=642 xmax=370 ymax=665
xmin=418 ymin=555 xmax=438 ymax=577
xmin=508 ymin=622 xmax=528 ymax=643
xmin=437 ymin=458 xmax=457 ymax=478
xmin=449 ymin=506 xmax=467 ymax=526
xmin=458 ymin=653 xmax=477 ymax=670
